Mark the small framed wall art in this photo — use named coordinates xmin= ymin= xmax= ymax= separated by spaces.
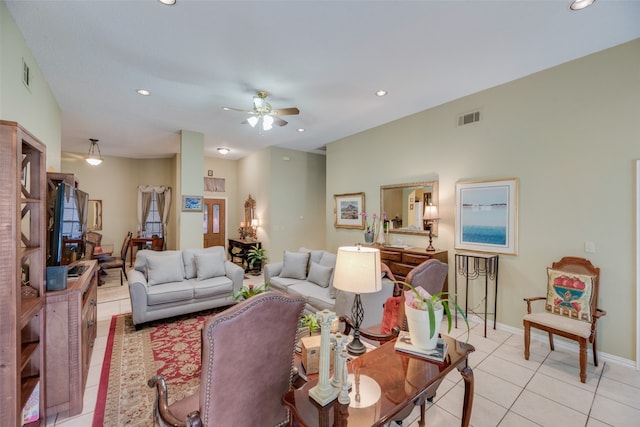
xmin=182 ymin=195 xmax=203 ymax=212
xmin=334 ymin=192 xmax=365 ymax=229
xmin=455 ymin=178 xmax=518 ymax=254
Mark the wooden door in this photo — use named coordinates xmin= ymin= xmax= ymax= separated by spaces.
xmin=204 ymin=198 xmax=225 ymax=248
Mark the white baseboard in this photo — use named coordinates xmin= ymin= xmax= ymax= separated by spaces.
xmin=467 ymin=314 xmax=637 ymax=370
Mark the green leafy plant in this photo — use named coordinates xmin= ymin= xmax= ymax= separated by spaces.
xmin=400 ymin=281 xmax=470 ymax=341
xmin=246 ymin=245 xmax=267 ymax=269
xmin=232 ymin=282 xmax=270 ymax=301
xmin=299 ymin=314 xmax=320 ymax=334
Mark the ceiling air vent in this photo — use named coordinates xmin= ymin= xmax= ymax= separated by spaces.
xmin=457 ymin=110 xmax=480 ymax=126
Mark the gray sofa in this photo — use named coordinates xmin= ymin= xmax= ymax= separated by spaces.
xmin=264 ymin=248 xmax=395 ymax=328
xmin=128 ymin=247 xmax=244 ymax=327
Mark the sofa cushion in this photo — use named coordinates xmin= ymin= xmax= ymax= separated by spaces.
xmin=287 ymin=281 xmax=332 ymax=303
xmin=280 ymin=251 xmax=310 ymax=280
xmin=300 ymin=248 xmax=324 ymax=265
xmin=319 ymin=252 xmax=338 ymax=297
xmin=191 ymin=277 xmax=233 ymax=299
xmin=269 ymin=276 xmax=305 ymax=293
xmin=195 ymin=251 xmax=226 ymax=281
xmin=135 ymin=250 xmax=184 ymax=276
xmin=146 ymin=281 xmax=194 ymax=305
xmin=183 ymin=247 xmax=227 ymax=279
xmin=307 ymin=261 xmax=333 ymax=288
xmin=147 ymin=252 xmax=185 ymax=286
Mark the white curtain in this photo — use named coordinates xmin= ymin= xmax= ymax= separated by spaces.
xmin=137 ymin=186 xmax=171 ymax=247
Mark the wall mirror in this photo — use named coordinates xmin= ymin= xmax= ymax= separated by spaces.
xmin=380 ymin=181 xmax=439 ymax=236
xmin=88 ymin=199 xmax=102 ymax=231
xmin=240 ymin=194 xmax=257 ymax=240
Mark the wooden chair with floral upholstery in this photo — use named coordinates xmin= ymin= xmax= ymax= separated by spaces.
xmin=523 ymin=256 xmax=606 ymax=383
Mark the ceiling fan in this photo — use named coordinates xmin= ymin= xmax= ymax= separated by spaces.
xmin=223 ymin=90 xmax=300 ymax=131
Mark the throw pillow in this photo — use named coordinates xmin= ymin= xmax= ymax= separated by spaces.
xmin=307 ymin=262 xmax=333 ymax=288
xmin=545 ymin=268 xmax=595 ymax=322
xmin=319 ymin=252 xmax=338 ymax=297
xmin=195 ymin=251 xmax=226 ymax=281
xmin=380 ymin=296 xmax=402 ymax=334
xmin=147 ymin=252 xmax=185 ymax=286
xmin=280 ymin=251 xmax=310 ymax=280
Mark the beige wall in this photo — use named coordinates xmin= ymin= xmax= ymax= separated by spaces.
xmin=238 ymin=147 xmax=327 ymax=263
xmin=1 ymin=1 xmax=61 ymax=170
xmin=326 ymin=38 xmax=640 ymax=362
xmin=61 ymin=153 xmax=176 ymax=254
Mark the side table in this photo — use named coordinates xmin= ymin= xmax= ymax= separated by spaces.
xmin=228 ymin=238 xmax=260 ymax=272
xmin=455 ymin=252 xmax=499 ymax=337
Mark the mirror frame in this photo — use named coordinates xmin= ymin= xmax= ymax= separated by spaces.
xmin=88 ymin=199 xmax=102 ymax=231
xmin=380 ymin=181 xmax=439 ymax=237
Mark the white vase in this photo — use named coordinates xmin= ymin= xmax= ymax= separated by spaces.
xmin=404 ymin=304 xmax=443 ymax=350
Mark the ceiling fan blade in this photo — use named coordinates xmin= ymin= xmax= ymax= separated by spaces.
xmin=272 ymin=107 xmax=300 ymax=116
xmin=223 ymin=107 xmax=253 ymax=113
xmin=273 ymin=117 xmax=288 ymax=126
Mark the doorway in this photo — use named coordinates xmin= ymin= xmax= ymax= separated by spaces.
xmin=204 ymin=198 xmax=226 ymax=248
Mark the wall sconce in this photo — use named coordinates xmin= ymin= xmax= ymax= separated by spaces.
xmin=423 ymin=204 xmax=439 ymax=251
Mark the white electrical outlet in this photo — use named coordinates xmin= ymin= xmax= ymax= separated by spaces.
xmin=584 ymin=241 xmax=596 ymax=253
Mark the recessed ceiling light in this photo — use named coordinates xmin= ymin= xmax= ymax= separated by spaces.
xmin=217 ymin=147 xmax=230 ymax=155
xmin=569 ymin=0 xmax=595 ymax=10
xmin=375 ymin=90 xmax=388 ymax=97
xmin=297 ymin=128 xmax=305 ymax=132
xmin=158 ymin=0 xmax=177 ymax=5
xmin=137 ymin=89 xmax=151 ymax=96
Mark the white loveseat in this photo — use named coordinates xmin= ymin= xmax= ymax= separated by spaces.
xmin=128 ymin=247 xmax=244 ymax=328
xmin=264 ymin=248 xmax=394 ymax=328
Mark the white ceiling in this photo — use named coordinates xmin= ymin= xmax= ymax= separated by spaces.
xmin=6 ymin=0 xmax=640 ymax=161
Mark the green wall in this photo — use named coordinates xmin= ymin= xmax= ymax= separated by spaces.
xmin=326 ymin=38 xmax=640 ymax=362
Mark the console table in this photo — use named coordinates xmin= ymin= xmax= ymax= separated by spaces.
xmin=283 ymin=335 xmax=475 ymax=427
xmin=228 ymin=238 xmax=261 ymax=272
xmin=364 ymin=244 xmax=448 ymax=292
xmin=454 ymin=252 xmax=499 ymax=338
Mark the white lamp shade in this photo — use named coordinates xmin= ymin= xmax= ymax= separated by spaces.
xmin=247 ymin=116 xmax=259 ymax=127
xmin=424 ymin=204 xmax=439 ymax=220
xmin=332 ymin=246 xmax=382 ymax=294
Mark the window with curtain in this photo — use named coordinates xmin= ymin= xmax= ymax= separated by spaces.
xmin=137 ymin=186 xmax=171 ymax=243
xmin=144 ymin=192 xmax=163 ymax=237
xmin=62 ymin=190 xmax=83 ymax=238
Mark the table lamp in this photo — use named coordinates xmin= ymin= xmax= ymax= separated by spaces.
xmin=423 ymin=204 xmax=439 ymax=251
xmin=332 ymin=245 xmax=382 ymax=355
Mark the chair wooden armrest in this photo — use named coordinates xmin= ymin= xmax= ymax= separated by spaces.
xmin=148 ymin=375 xmax=199 ymax=427
xmin=593 ymin=308 xmax=607 ymax=318
xmin=523 ymin=296 xmax=546 ymax=314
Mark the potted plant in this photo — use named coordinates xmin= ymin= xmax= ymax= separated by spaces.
xmin=299 ymin=313 xmax=320 ymax=335
xmin=232 ymin=283 xmax=270 ymax=301
xmin=246 ymin=244 xmax=267 ymax=276
xmin=401 ymin=282 xmax=469 ymax=350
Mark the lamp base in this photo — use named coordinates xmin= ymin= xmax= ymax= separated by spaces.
xmin=346 ymin=337 xmax=367 ymax=356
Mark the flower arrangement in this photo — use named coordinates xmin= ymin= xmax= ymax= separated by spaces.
xmin=232 ymin=282 xmax=270 ymax=301
xmin=402 ymin=281 xmax=470 ymax=341
xmin=361 ymin=211 xmax=386 ymax=240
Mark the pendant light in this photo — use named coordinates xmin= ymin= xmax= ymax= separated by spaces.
xmin=85 ymin=138 xmax=103 ymax=166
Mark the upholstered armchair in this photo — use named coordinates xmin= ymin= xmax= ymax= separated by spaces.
xmin=523 ymin=256 xmax=606 ymax=383
xmin=148 ymin=292 xmax=305 ymax=427
xmin=342 ymin=258 xmax=449 ymax=427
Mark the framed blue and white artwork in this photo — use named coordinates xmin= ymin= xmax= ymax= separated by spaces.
xmin=455 ymin=178 xmax=518 ymax=255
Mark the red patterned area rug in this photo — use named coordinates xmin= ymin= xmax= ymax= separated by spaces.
xmin=93 ymin=308 xmax=227 ymax=427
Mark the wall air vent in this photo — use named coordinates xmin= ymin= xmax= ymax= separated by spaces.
xmin=22 ymin=58 xmax=31 ymax=89
xmin=457 ymin=110 xmax=480 ymax=126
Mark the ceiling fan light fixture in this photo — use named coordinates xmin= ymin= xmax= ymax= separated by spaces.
xmin=569 ymin=0 xmax=595 ymax=10
xmin=247 ymin=116 xmax=259 ymax=127
xmin=85 ymin=138 xmax=103 ymax=166
xmin=263 ymin=115 xmax=274 ymax=131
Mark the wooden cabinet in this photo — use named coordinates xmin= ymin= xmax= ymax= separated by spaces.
xmin=364 ymin=245 xmax=449 ymax=292
xmin=45 ymin=260 xmax=98 ymax=416
xmin=0 ymin=121 xmax=47 ymax=426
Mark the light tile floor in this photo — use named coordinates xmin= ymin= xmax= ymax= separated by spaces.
xmin=49 ymin=273 xmax=640 ymax=426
